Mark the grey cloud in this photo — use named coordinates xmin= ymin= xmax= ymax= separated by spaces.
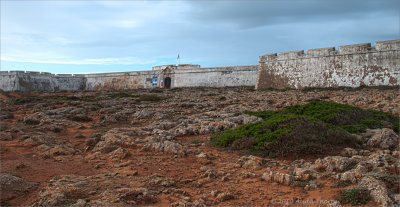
xmin=187 ymin=0 xmax=399 ymax=29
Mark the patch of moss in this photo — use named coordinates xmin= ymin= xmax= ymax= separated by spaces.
xmin=211 ymin=101 xmax=398 ymax=157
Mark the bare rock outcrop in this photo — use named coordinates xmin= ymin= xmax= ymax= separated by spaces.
xmin=365 ymin=128 xmax=399 ymax=149
xmin=359 ymin=176 xmax=394 ymax=207
xmin=0 ymin=173 xmax=37 ymax=204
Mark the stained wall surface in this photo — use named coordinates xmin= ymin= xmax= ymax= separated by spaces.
xmin=0 ymin=71 xmax=85 ymax=92
xmin=256 ymin=40 xmax=400 ymax=89
xmin=0 ymin=65 xmax=258 ymax=92
xmin=84 ymin=65 xmax=258 ymax=90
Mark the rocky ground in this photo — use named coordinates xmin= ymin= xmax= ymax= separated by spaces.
xmin=0 ymin=87 xmax=399 ymax=207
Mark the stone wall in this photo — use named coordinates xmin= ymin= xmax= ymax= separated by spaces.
xmin=0 ymin=71 xmax=85 ymax=92
xmin=172 ymin=65 xmax=258 ymax=88
xmin=84 ymin=65 xmax=258 ymax=90
xmin=1 ymin=39 xmax=398 ymax=92
xmin=256 ymin=40 xmax=400 ymax=90
xmin=0 ymin=65 xmax=258 ymax=92
xmin=84 ymin=71 xmax=158 ymax=91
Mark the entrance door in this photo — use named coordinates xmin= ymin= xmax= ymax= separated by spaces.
xmin=164 ymin=77 xmax=171 ymax=89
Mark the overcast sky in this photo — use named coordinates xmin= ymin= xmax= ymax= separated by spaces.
xmin=1 ymin=0 xmax=399 ymax=74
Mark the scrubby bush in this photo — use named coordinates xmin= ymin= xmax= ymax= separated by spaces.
xmin=340 ymin=188 xmax=370 ymax=205
xmin=138 ymin=95 xmax=164 ymax=102
xmin=108 ymin=91 xmax=138 ymax=98
xmin=210 ymin=100 xmax=398 ymax=157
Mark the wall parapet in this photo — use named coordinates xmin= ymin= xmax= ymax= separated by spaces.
xmin=256 ymin=39 xmax=400 ymax=90
xmin=259 ymin=40 xmax=400 ymax=62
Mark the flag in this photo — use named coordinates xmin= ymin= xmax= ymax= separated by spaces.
xmin=177 ymin=54 xmax=180 ymax=60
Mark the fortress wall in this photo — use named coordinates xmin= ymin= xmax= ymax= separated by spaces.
xmin=172 ymin=65 xmax=258 ymax=88
xmin=0 ymin=71 xmax=22 ymax=91
xmin=1 ymin=40 xmax=398 ymax=92
xmin=18 ymin=72 xmax=85 ymax=92
xmin=0 ymin=65 xmax=258 ymax=91
xmin=256 ymin=40 xmax=400 ymax=89
xmin=84 ymin=65 xmax=258 ymax=90
xmin=0 ymin=71 xmax=85 ymax=92
xmin=84 ymin=70 xmax=160 ymax=91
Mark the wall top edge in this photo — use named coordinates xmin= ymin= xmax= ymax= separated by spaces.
xmin=307 ymin=47 xmax=336 ymax=52
xmin=338 ymin=42 xmax=371 ymax=48
xmin=260 ymin=39 xmax=399 ymax=61
xmin=279 ymin=50 xmax=304 ymax=55
xmin=375 ymin=39 xmax=400 ymax=44
xmin=1 ymin=64 xmax=258 ymax=77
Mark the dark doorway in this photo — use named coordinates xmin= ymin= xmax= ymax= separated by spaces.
xmin=164 ymin=77 xmax=171 ymax=89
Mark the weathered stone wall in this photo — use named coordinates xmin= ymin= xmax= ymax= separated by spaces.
xmin=84 ymin=65 xmax=258 ymax=90
xmin=0 ymin=71 xmax=20 ymax=91
xmin=1 ymin=39 xmax=398 ymax=92
xmin=0 ymin=65 xmax=258 ymax=91
xmin=172 ymin=66 xmax=258 ymax=88
xmin=256 ymin=40 xmax=400 ymax=89
xmin=0 ymin=71 xmax=85 ymax=92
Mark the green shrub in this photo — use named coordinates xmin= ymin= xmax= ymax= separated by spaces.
xmin=189 ymin=139 xmax=203 ymax=144
xmin=333 ymin=180 xmax=352 ymax=187
xmin=170 ymin=88 xmax=183 ymax=92
xmin=344 ymin=162 xmax=358 ymax=172
xmin=109 ymin=91 xmax=138 ymax=98
xmin=139 ymin=95 xmax=164 ymax=102
xmin=301 ymin=85 xmax=399 ymax=92
xmin=81 ymin=95 xmax=97 ymax=102
xmin=246 ymin=100 xmax=398 ymax=133
xmin=295 ymin=181 xmax=308 ymax=187
xmin=341 ymin=188 xmax=370 ymax=205
xmin=14 ymin=96 xmax=43 ymax=104
xmin=211 ymin=101 xmax=398 ymax=157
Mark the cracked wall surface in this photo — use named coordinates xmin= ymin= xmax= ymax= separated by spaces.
xmin=256 ymin=40 xmax=400 ymax=90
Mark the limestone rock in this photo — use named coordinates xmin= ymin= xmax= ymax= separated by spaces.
xmin=366 ymin=128 xmax=399 ymax=149
xmin=312 ymin=156 xmax=356 ymax=172
xmin=359 ymin=176 xmax=393 ymax=207
xmin=0 ymin=173 xmax=37 ymax=204
xmin=242 ymin=155 xmax=264 ymax=170
xmin=294 ymin=167 xmax=317 ymax=181
xmin=216 ymin=191 xmax=234 ymax=202
xmin=336 ymin=164 xmax=366 ymax=184
xmin=0 ymin=132 xmax=13 ymax=141
xmin=341 ymin=148 xmax=358 ymax=157
xmin=142 ymin=140 xmax=186 ymax=156
xmin=262 ymin=170 xmax=293 ymax=186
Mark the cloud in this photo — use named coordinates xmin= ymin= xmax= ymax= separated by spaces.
xmin=187 ymin=0 xmax=399 ymax=29
xmin=1 ymin=0 xmax=399 ymax=73
xmin=1 ymin=54 xmax=154 ymax=65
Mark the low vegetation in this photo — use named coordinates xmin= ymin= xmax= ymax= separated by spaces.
xmin=333 ymin=180 xmax=352 ymax=188
xmin=138 ymin=94 xmax=165 ymax=102
xmin=340 ymin=188 xmax=370 ymax=205
xmin=108 ymin=91 xmax=138 ymax=98
xmin=15 ymin=95 xmax=98 ymax=104
xmin=210 ymin=100 xmax=398 ymax=157
xmin=301 ymin=85 xmax=399 ymax=92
